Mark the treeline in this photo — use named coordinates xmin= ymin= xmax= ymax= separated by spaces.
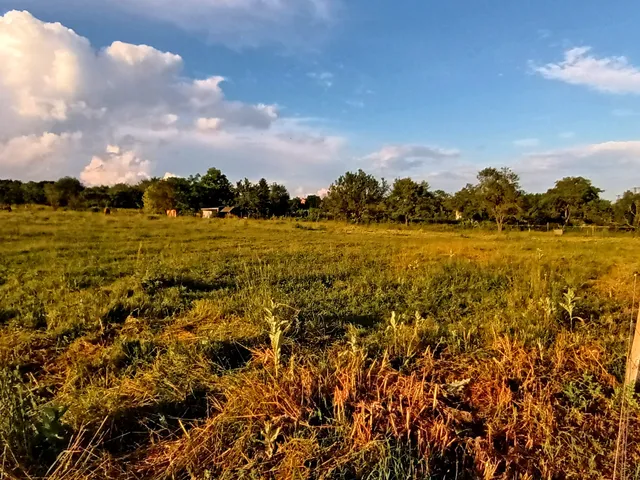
xmin=1 ymin=167 xmax=639 ymax=228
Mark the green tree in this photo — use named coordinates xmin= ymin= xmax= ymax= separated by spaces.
xmin=615 ymin=190 xmax=640 ymax=228
xmin=520 ymin=193 xmax=550 ymax=225
xmin=431 ymin=190 xmax=453 ymax=222
xmin=255 ymin=178 xmax=271 ymax=217
xmin=305 ymin=195 xmax=322 ymax=209
xmin=0 ymin=180 xmax=25 ymax=205
xmin=81 ymin=186 xmax=110 ymax=208
xmin=386 ymin=178 xmax=432 ymax=225
xmin=108 ymin=183 xmax=144 ymax=209
xmin=235 ymin=178 xmax=259 ymax=217
xmin=268 ymin=183 xmax=290 ymax=217
xmin=22 ymin=181 xmax=48 ymax=205
xmin=476 ymin=167 xmax=521 ymax=232
xmin=450 ymin=184 xmax=483 ymax=221
xmin=545 ymin=177 xmax=602 ymax=226
xmin=44 ymin=177 xmax=84 ymax=209
xmin=324 ymin=170 xmax=388 ymax=222
xmin=196 ymin=168 xmax=234 ymax=208
xmin=142 ymin=180 xmax=177 ymax=213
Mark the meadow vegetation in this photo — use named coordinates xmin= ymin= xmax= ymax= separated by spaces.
xmin=1 ymin=208 xmax=640 ymax=479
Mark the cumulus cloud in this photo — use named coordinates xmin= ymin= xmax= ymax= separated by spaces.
xmin=0 ymin=132 xmax=82 ymax=179
xmin=513 ymin=138 xmax=540 ymax=148
xmin=532 ymin=47 xmax=640 ymax=94
xmin=516 ymin=140 xmax=640 ymax=196
xmin=363 ymin=144 xmax=460 ymax=171
xmin=196 ymin=117 xmax=224 ymax=131
xmin=0 ymin=10 xmax=345 ymax=190
xmin=80 ymin=146 xmax=151 ymax=186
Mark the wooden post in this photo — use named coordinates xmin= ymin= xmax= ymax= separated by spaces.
xmin=625 ymin=307 xmax=640 ymax=388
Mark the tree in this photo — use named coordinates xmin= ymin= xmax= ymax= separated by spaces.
xmin=520 ymin=193 xmax=550 ymax=225
xmin=197 ymin=168 xmax=233 ymax=207
xmin=324 ymin=170 xmax=388 ymax=222
xmin=235 ymin=178 xmax=259 ymax=217
xmin=254 ymin=179 xmax=271 ymax=217
xmin=476 ymin=167 xmax=521 ymax=232
xmin=81 ymin=186 xmax=110 ymax=208
xmin=305 ymin=195 xmax=322 ymax=209
xmin=108 ymin=183 xmax=144 ymax=209
xmin=431 ymin=190 xmax=452 ymax=222
xmin=545 ymin=177 xmax=602 ymax=226
xmin=450 ymin=184 xmax=483 ymax=221
xmin=45 ymin=177 xmax=84 ymax=208
xmin=268 ymin=183 xmax=290 ymax=217
xmin=142 ymin=180 xmax=177 ymax=213
xmin=615 ymin=190 xmax=640 ymax=228
xmin=22 ymin=181 xmax=48 ymax=204
xmin=0 ymin=180 xmax=25 ymax=206
xmin=386 ymin=178 xmax=432 ymax=225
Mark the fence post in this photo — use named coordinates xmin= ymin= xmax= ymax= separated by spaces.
xmin=625 ymin=307 xmax=640 ymax=388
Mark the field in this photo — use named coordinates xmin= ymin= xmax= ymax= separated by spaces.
xmin=1 ymin=209 xmax=640 ymax=479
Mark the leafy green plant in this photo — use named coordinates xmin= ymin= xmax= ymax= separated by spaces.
xmin=559 ymin=288 xmax=584 ymax=329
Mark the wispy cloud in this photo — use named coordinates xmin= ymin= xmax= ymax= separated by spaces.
xmin=345 ymin=99 xmax=364 ymax=108
xmin=558 ymin=131 xmax=575 ymax=139
xmin=532 ymin=46 xmax=640 ymax=94
xmin=363 ymin=144 xmax=460 ymax=171
xmin=515 ymin=140 xmax=640 ymax=196
xmin=513 ymin=138 xmax=540 ymax=148
xmin=308 ymin=71 xmax=334 ymax=88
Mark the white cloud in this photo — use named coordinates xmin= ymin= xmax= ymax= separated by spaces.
xmin=196 ymin=117 xmax=224 ymax=131
xmin=0 ymin=10 xmax=346 ymax=191
xmin=513 ymin=138 xmax=540 ymax=148
xmin=0 ymin=132 xmax=82 ymax=179
xmin=516 ymin=140 xmax=640 ymax=196
xmin=558 ymin=131 xmax=575 ymax=139
xmin=533 ymin=46 xmax=640 ymax=94
xmin=308 ymin=71 xmax=334 ymax=88
xmin=345 ymin=99 xmax=364 ymax=108
xmin=363 ymin=144 xmax=460 ymax=171
xmin=80 ymin=146 xmax=151 ymax=186
xmin=110 ymin=0 xmax=339 ymax=48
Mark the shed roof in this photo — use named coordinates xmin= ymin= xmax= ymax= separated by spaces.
xmin=220 ymin=206 xmax=237 ymax=213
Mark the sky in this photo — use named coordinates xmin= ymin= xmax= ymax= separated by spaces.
xmin=1 ymin=1 xmax=640 ymax=198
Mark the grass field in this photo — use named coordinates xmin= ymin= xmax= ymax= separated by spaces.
xmin=1 ymin=209 xmax=640 ymax=479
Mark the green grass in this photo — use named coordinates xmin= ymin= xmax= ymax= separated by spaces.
xmin=1 ymin=208 xmax=639 ymax=479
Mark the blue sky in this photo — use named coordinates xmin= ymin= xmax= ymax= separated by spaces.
xmin=1 ymin=1 xmax=640 ymax=197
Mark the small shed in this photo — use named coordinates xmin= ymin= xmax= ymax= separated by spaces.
xmin=220 ymin=206 xmax=240 ymax=218
xmin=201 ymin=207 xmax=220 ymax=219
xmin=166 ymin=209 xmax=178 ymax=217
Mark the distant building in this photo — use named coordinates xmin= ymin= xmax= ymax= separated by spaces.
xmin=201 ymin=207 xmax=220 ymax=219
xmin=220 ymin=206 xmax=240 ymax=218
xmin=166 ymin=209 xmax=178 ymax=217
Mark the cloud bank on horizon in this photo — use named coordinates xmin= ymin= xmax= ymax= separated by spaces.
xmin=0 ymin=7 xmax=640 ymax=197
